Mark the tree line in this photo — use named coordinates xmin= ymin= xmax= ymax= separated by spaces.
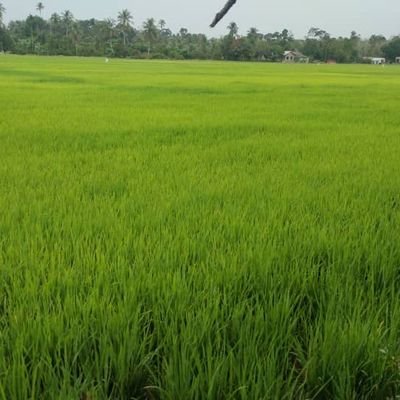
xmin=1 ymin=3 xmax=400 ymax=62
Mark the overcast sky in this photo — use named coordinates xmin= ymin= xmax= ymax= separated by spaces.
xmin=3 ymin=0 xmax=400 ymax=38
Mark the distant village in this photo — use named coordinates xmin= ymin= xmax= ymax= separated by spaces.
xmin=283 ymin=50 xmax=400 ymax=64
xmin=1 ymin=4 xmax=400 ymax=64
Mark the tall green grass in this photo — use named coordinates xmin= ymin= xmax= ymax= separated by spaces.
xmin=1 ymin=56 xmax=400 ymax=399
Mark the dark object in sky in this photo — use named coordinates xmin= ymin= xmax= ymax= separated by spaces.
xmin=210 ymin=0 xmax=237 ymax=27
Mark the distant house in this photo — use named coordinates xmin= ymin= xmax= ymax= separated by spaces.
xmin=363 ymin=57 xmax=386 ymax=65
xmin=372 ymin=57 xmax=386 ymax=65
xmin=396 ymin=57 xmax=400 ymax=64
xmin=283 ymin=51 xmax=309 ymax=63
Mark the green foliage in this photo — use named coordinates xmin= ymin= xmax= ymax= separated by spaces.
xmin=383 ymin=37 xmax=400 ymax=62
xmin=2 ymin=8 xmax=400 ymax=62
xmin=0 ymin=28 xmax=12 ymax=51
xmin=1 ymin=56 xmax=400 ymax=398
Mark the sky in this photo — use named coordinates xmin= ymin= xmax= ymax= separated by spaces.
xmin=3 ymin=0 xmax=400 ymax=39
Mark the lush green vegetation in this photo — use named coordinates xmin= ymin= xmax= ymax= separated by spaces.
xmin=1 ymin=56 xmax=400 ymax=399
xmin=1 ymin=3 xmax=400 ymax=62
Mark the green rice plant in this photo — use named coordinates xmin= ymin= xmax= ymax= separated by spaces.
xmin=0 ymin=56 xmax=400 ymax=399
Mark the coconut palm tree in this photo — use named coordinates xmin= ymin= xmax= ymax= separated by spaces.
xmin=0 ymin=3 xmax=5 ymax=27
xmin=105 ymin=18 xmax=115 ymax=39
xmin=62 ymin=10 xmax=74 ymax=38
xmin=158 ymin=19 xmax=171 ymax=39
xmin=227 ymin=22 xmax=239 ymax=37
xmin=36 ymin=2 xmax=44 ymax=17
xmin=49 ymin=12 xmax=60 ymax=37
xmin=104 ymin=18 xmax=116 ymax=55
xmin=158 ymin=19 xmax=166 ymax=31
xmin=117 ymin=9 xmax=132 ymax=26
xmin=143 ymin=18 xmax=158 ymax=56
xmin=117 ymin=9 xmax=132 ymax=47
xmin=50 ymin=12 xmax=60 ymax=24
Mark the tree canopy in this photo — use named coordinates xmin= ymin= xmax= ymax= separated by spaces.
xmin=1 ymin=5 xmax=399 ymax=63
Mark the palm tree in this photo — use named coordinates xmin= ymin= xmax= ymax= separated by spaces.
xmin=158 ymin=19 xmax=171 ymax=39
xmin=50 ymin=13 xmax=60 ymax=24
xmin=247 ymin=27 xmax=259 ymax=38
xmin=227 ymin=22 xmax=238 ymax=37
xmin=62 ymin=10 xmax=74 ymax=38
xmin=117 ymin=9 xmax=132 ymax=47
xmin=117 ymin=9 xmax=132 ymax=26
xmin=158 ymin=19 xmax=166 ymax=31
xmin=104 ymin=18 xmax=116 ymax=55
xmin=49 ymin=13 xmax=60 ymax=36
xmin=0 ymin=3 xmax=5 ymax=27
xmin=105 ymin=18 xmax=115 ymax=38
xmin=179 ymin=28 xmax=188 ymax=37
xmin=36 ymin=2 xmax=44 ymax=17
xmin=0 ymin=2 xmax=6 ymax=52
xmin=143 ymin=18 xmax=158 ymax=56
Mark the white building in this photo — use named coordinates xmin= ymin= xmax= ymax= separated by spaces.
xmin=283 ymin=51 xmax=309 ymax=63
xmin=370 ymin=57 xmax=386 ymax=65
xmin=396 ymin=57 xmax=400 ymax=64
